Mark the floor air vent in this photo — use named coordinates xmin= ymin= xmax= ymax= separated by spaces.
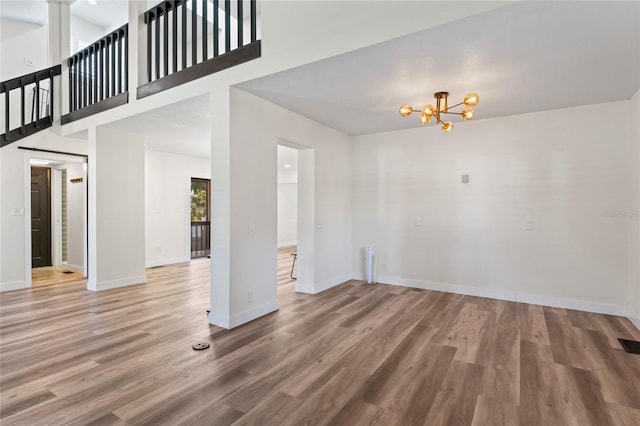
xmin=618 ymin=338 xmax=640 ymax=355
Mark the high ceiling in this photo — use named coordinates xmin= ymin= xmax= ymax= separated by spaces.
xmin=237 ymin=1 xmax=640 ymax=136
xmin=5 ymin=1 xmax=637 ymax=158
xmin=0 ymin=0 xmax=128 ymax=29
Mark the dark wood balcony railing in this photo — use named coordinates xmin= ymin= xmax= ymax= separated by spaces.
xmin=61 ymin=24 xmax=129 ymax=124
xmin=1 ymin=65 xmax=61 ymax=147
xmin=138 ymin=0 xmax=260 ymax=99
xmin=191 ymin=221 xmax=211 ymax=258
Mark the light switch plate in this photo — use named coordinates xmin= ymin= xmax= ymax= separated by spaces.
xmin=12 ymin=208 xmax=25 ymax=216
xmin=462 ymin=174 xmax=469 ymax=184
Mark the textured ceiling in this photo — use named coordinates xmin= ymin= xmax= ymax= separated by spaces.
xmin=237 ymin=1 xmax=640 ymax=135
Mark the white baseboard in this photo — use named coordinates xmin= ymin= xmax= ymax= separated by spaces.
xmin=87 ymin=274 xmax=147 ymax=291
xmin=145 ymin=257 xmax=190 ymax=268
xmin=208 ymin=311 xmax=230 ymax=329
xmin=209 ymin=299 xmax=279 ymax=329
xmin=629 ymin=312 xmax=640 ymax=332
xmin=277 ymin=242 xmax=297 ymax=249
xmin=351 ymin=273 xmax=628 ymax=317
xmin=295 ymin=274 xmax=352 ymax=295
xmin=66 ymin=263 xmax=84 ymax=273
xmin=295 ymin=282 xmax=314 ymax=294
xmin=314 ymin=274 xmax=353 ymax=294
xmin=0 ymin=281 xmax=29 ymax=292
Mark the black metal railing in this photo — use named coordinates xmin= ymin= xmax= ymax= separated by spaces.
xmin=1 ymin=65 xmax=61 ymax=147
xmin=191 ymin=221 xmax=211 ymax=258
xmin=62 ymin=24 xmax=129 ymax=124
xmin=139 ymin=0 xmax=260 ymax=98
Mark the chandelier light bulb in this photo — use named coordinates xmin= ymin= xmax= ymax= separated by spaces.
xmin=461 ymin=108 xmax=475 ymax=121
xmin=419 ymin=113 xmax=431 ymax=125
xmin=399 ymin=104 xmax=413 ymax=117
xmin=442 ymin=121 xmax=453 ymax=132
xmin=464 ymin=93 xmax=479 ymax=106
xmin=421 ymin=104 xmax=435 ymax=117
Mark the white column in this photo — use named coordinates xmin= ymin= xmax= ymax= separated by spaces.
xmin=87 ymin=126 xmax=146 ymax=291
xmin=208 ymin=87 xmax=279 ymax=329
xmin=47 ymin=0 xmax=70 ymax=121
xmin=129 ymin=0 xmax=148 ymax=90
xmin=209 ymin=87 xmax=232 ymax=327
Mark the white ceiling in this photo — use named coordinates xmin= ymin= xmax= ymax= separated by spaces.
xmin=106 ymin=94 xmax=212 ymax=159
xmin=0 ymin=0 xmax=128 ymax=30
xmin=71 ymin=0 xmax=128 ymax=30
xmin=237 ymin=1 xmax=640 ymax=136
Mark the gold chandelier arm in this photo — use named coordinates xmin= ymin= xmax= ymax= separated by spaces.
xmin=446 ymin=101 xmax=464 ymax=110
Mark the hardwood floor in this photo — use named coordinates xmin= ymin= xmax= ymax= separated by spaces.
xmin=31 ymin=266 xmax=85 ymax=287
xmin=2 ymin=248 xmax=640 ymax=425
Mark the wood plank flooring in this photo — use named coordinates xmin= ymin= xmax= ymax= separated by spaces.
xmin=1 ymin=247 xmax=640 ymax=425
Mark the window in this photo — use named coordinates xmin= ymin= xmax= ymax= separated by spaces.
xmin=191 ymin=178 xmax=210 ymax=258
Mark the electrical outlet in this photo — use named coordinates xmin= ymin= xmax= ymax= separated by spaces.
xmin=24 ymin=58 xmax=34 ymax=67
xmin=248 ymin=225 xmax=255 ymax=236
xmin=415 ymin=216 xmax=422 ymax=226
xmin=248 ymin=290 xmax=253 ymax=303
xmin=381 ymin=263 xmax=387 ymax=273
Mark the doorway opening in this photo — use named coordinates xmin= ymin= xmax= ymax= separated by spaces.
xmin=277 ymin=145 xmax=298 ymax=290
xmin=28 ymin=154 xmax=88 ymax=288
xmin=276 ymin=140 xmax=314 ymax=294
xmin=191 ymin=177 xmax=211 ymax=258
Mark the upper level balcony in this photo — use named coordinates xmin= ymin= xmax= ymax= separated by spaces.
xmin=1 ymin=0 xmax=261 ymax=146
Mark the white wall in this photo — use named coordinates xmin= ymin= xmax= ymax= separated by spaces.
xmin=70 ymin=15 xmax=107 ymax=55
xmin=277 ymin=183 xmax=297 ymax=248
xmin=352 ymin=101 xmax=632 ymax=315
xmin=145 ymin=149 xmax=210 ymax=267
xmin=0 ymin=19 xmax=48 ymax=81
xmin=65 ymin=162 xmax=86 ymax=273
xmin=208 ymin=88 xmax=351 ymax=327
xmin=0 ymin=130 xmax=89 ymax=291
xmin=88 ymin=125 xmax=146 ymax=291
xmin=629 ymin=90 xmax=640 ymax=328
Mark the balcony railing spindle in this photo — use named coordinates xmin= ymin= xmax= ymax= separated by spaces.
xmin=202 ymin=0 xmax=208 ymax=60
xmin=192 ymin=0 xmax=197 ymax=66
xmin=238 ymin=0 xmax=243 ymax=47
xmin=213 ymin=0 xmax=219 ymax=57
xmin=225 ymin=0 xmax=231 ymax=53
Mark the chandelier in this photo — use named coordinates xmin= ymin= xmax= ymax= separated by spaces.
xmin=399 ymin=91 xmax=479 ymax=132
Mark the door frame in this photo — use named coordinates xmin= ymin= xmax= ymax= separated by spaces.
xmin=23 ymin=151 xmax=88 ymax=288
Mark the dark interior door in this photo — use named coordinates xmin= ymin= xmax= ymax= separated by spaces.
xmin=31 ymin=166 xmax=52 ymax=268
